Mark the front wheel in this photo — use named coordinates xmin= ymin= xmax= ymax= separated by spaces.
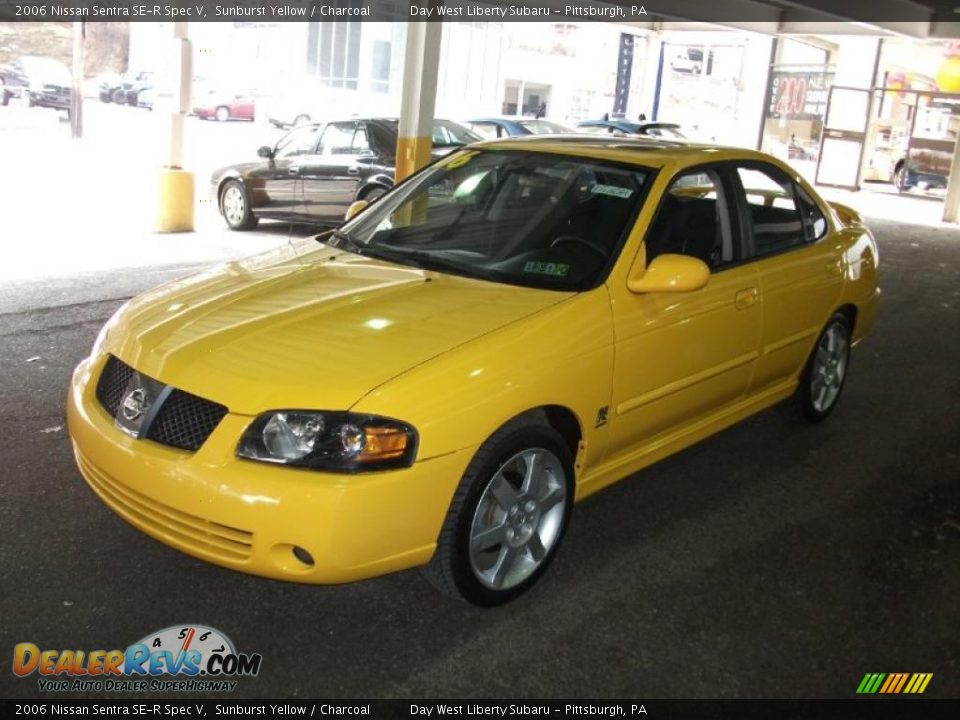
xmin=422 ymin=422 xmax=574 ymax=606
xmin=797 ymin=313 xmax=851 ymax=422
xmin=361 ymin=186 xmax=387 ymax=203
xmin=219 ymin=180 xmax=258 ymax=231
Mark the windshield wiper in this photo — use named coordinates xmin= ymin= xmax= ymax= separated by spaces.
xmin=364 ymin=246 xmax=493 ymax=281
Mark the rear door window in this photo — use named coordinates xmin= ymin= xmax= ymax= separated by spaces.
xmin=735 ymin=165 xmax=806 ymax=257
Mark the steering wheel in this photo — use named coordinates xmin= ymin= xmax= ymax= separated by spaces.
xmin=550 ymin=235 xmax=607 ymax=258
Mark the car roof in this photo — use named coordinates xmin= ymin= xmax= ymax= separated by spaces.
xmin=468 ymin=117 xmax=522 ymax=125
xmin=475 ymin=134 xmax=772 ymax=169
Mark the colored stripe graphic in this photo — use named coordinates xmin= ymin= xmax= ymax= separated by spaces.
xmin=857 ymin=673 xmax=932 ymax=694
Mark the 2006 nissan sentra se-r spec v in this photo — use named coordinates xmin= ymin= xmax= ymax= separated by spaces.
xmin=68 ymin=137 xmax=879 ymax=606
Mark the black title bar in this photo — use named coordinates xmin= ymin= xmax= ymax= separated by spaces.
xmin=0 ymin=0 xmax=958 ymax=23
xmin=3 ymin=699 xmax=960 ymax=719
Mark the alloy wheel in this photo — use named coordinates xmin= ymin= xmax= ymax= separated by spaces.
xmin=810 ymin=321 xmax=849 ymax=413
xmin=469 ymin=447 xmax=568 ymax=591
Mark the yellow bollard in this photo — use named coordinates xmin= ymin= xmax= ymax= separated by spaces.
xmin=155 ymin=168 xmax=195 ymax=233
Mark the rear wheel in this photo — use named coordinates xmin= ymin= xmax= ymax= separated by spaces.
xmin=293 ymin=113 xmax=310 ymax=127
xmin=219 ymin=180 xmax=258 ymax=231
xmin=893 ymin=161 xmax=906 ymax=190
xmin=797 ymin=313 xmax=851 ymax=422
xmin=215 ymin=106 xmax=230 ymax=122
xmin=112 ymin=88 xmax=125 ymax=104
xmin=0 ymin=78 xmax=8 ymax=107
xmin=422 ymin=422 xmax=574 ymax=606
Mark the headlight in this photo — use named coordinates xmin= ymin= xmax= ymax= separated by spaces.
xmin=237 ymin=411 xmax=417 ymax=472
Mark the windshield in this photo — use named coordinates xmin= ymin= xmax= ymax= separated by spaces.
xmin=518 ymin=120 xmax=574 ymax=135
xmin=431 ymin=120 xmax=483 ymax=146
xmin=337 ymin=149 xmax=651 ymax=291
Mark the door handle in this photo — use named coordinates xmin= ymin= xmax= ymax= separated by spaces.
xmin=735 ymin=287 xmax=758 ymax=310
xmin=288 ymin=166 xmax=300 ymax=175
xmin=347 ymin=167 xmax=360 ymax=176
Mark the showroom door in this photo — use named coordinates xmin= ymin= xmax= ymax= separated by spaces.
xmin=815 ymin=86 xmax=871 ymax=190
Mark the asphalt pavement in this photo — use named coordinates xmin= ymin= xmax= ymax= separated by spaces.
xmin=0 ymin=210 xmax=957 ymax=700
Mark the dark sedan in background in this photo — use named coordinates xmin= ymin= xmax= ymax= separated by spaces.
xmin=466 ymin=116 xmax=574 ymax=138
xmin=212 ymin=117 xmax=481 ymax=230
xmin=576 ymin=119 xmax=686 ymax=139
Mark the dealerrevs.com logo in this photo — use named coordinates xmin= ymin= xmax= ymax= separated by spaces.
xmin=13 ymin=625 xmax=262 ymax=693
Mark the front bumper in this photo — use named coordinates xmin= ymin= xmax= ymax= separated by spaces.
xmin=30 ymin=90 xmax=70 ymax=110
xmin=67 ymin=355 xmax=471 ymax=584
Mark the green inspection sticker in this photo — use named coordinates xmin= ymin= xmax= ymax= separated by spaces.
xmin=591 ymin=184 xmax=633 ymax=199
xmin=524 ymin=261 xmax=569 ymax=277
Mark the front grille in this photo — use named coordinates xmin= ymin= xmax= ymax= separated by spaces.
xmin=95 ymin=355 xmax=228 ymax=453
xmin=75 ymin=447 xmax=254 ymax=562
xmin=146 ymin=389 xmax=228 ymax=452
xmin=95 ymin=355 xmax=134 ymax=417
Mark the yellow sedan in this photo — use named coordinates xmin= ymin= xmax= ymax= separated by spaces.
xmin=67 ymin=137 xmax=879 ymax=606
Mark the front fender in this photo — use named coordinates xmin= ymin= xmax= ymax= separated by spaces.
xmin=349 ymin=289 xmax=615 ymax=478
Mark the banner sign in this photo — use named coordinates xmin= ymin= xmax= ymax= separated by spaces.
xmin=612 ymin=33 xmax=635 ymax=118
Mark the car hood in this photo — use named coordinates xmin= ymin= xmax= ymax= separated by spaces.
xmin=109 ymin=243 xmax=572 ymax=415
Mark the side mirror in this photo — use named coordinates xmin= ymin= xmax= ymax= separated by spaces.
xmin=628 ymin=253 xmax=710 ymax=294
xmin=257 ymin=145 xmax=274 ymax=159
xmin=344 ymin=200 xmax=369 ymax=222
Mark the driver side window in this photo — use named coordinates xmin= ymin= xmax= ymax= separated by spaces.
xmin=645 ymin=168 xmax=734 ymax=270
xmin=274 ymin=126 xmax=319 ymax=159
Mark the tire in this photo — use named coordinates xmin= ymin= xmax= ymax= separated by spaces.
xmin=893 ymin=162 xmax=905 ymax=190
xmin=796 ymin=312 xmax=851 ymax=423
xmin=0 ymin=78 xmax=8 ymax=107
xmin=126 ymin=91 xmax=139 ymax=107
xmin=361 ymin=186 xmax=387 ymax=203
xmin=219 ymin=180 xmax=258 ymax=231
xmin=293 ymin=113 xmax=310 ymax=127
xmin=112 ymin=88 xmax=125 ymax=104
xmin=215 ymin=106 xmax=230 ymax=122
xmin=421 ymin=421 xmax=575 ymax=606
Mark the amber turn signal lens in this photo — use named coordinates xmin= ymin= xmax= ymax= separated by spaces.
xmin=358 ymin=426 xmax=410 ymax=462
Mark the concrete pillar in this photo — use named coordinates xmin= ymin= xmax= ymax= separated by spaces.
xmin=395 ymin=21 xmax=442 ymax=182
xmin=70 ymin=22 xmax=83 ymax=139
xmin=156 ymin=21 xmax=194 ymax=233
xmin=636 ymin=30 xmax=662 ymax=119
xmin=942 ymin=137 xmax=960 ymax=222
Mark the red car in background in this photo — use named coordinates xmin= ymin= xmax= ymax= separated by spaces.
xmin=193 ymin=90 xmax=255 ymax=122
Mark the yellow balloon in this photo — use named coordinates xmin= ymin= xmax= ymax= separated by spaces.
xmin=936 ymin=57 xmax=960 ymax=92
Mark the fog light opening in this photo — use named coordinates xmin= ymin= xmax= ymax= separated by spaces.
xmin=292 ymin=545 xmax=315 ymax=567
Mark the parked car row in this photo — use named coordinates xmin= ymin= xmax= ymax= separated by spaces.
xmin=97 ymin=70 xmax=154 ymax=106
xmin=0 ymin=56 xmax=72 ymax=112
xmin=210 ymin=114 xmax=698 ymax=231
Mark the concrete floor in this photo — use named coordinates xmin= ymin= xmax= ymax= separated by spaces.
xmin=0 ymin=210 xmax=958 ymax=699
